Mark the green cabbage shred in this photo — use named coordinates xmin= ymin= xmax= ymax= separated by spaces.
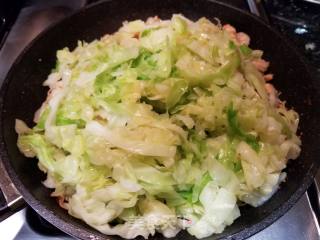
xmin=16 ymin=15 xmax=301 ymax=239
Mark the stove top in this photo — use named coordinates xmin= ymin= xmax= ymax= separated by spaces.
xmin=0 ymin=1 xmax=319 ymax=240
xmin=265 ymin=0 xmax=320 ymax=79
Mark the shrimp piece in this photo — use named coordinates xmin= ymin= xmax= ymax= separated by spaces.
xmin=223 ymin=24 xmax=237 ymax=40
xmin=236 ymin=32 xmax=250 ymax=45
xmin=223 ymin=24 xmax=236 ymax=34
xmin=265 ymin=83 xmax=279 ymax=107
xmin=264 ymin=74 xmax=274 ymax=81
xmin=223 ymin=24 xmax=250 ymax=45
xmin=252 ymin=59 xmax=270 ymax=72
xmin=265 ymin=83 xmax=275 ymax=94
xmin=57 ymin=196 xmax=68 ymax=210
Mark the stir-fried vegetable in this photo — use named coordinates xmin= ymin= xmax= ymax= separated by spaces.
xmin=16 ymin=15 xmax=301 ymax=239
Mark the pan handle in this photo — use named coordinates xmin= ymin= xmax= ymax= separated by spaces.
xmin=246 ymin=0 xmax=270 ymax=23
xmin=0 ymin=159 xmax=25 ymax=221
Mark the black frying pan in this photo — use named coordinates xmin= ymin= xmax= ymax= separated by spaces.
xmin=0 ymin=0 xmax=320 ymax=239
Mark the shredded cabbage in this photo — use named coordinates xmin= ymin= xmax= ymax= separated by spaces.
xmin=16 ymin=15 xmax=301 ymax=239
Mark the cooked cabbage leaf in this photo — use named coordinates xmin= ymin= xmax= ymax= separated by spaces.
xmin=15 ymin=14 xmax=301 ymax=239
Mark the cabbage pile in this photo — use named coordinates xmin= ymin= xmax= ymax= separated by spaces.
xmin=16 ymin=15 xmax=301 ymax=239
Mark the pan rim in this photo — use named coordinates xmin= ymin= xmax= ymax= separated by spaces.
xmin=0 ymin=0 xmax=319 ymax=239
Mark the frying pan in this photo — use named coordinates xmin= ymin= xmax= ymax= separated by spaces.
xmin=0 ymin=0 xmax=320 ymax=239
